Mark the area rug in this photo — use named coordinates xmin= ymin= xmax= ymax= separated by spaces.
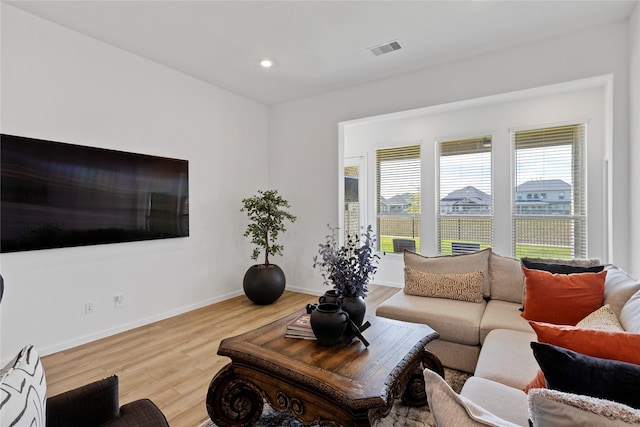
xmin=198 ymin=368 xmax=470 ymax=427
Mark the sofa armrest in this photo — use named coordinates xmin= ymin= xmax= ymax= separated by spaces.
xmin=46 ymin=375 xmax=120 ymax=427
xmin=102 ymin=399 xmax=170 ymax=427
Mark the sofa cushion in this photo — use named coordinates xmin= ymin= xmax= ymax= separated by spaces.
xmin=575 ymin=304 xmax=624 ymax=331
xmin=488 ymin=252 xmax=524 ymax=304
xmin=480 ymin=300 xmax=533 ymax=344
xmin=474 ymin=329 xmax=539 ymax=390
xmin=619 ymin=289 xmax=640 ymax=333
xmin=424 ymin=369 xmax=520 ymax=427
xmin=460 ymin=376 xmax=530 ymax=427
xmin=404 ymin=248 xmax=491 ymax=298
xmin=531 ymin=342 xmax=640 ymax=409
xmin=603 ymin=265 xmax=640 ymax=318
xmin=528 ymin=388 xmax=640 ymax=427
xmin=521 ymin=259 xmax=604 ymax=274
xmin=0 ymin=345 xmax=47 ymax=427
xmin=404 ymin=268 xmax=484 ymax=303
xmin=530 ymin=321 xmax=640 ymax=365
xmin=521 ymin=268 xmax=606 ymax=325
xmin=375 ymin=291 xmax=485 ymax=345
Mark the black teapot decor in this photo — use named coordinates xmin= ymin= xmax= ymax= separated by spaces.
xmin=309 ymin=303 xmax=349 ymax=346
xmin=307 ymin=301 xmax=371 ymax=347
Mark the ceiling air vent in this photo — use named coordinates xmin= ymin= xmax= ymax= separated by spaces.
xmin=368 ymin=40 xmax=402 ymax=56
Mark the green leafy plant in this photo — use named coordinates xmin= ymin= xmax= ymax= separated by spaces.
xmin=241 ymin=190 xmax=297 ymax=265
xmin=313 ymin=225 xmax=379 ymax=298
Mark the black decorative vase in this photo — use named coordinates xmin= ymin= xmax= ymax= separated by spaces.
xmin=310 ymin=303 xmax=349 ymax=346
xmin=340 ymin=296 xmax=366 ymax=329
xmin=242 ymin=264 xmax=286 ymax=305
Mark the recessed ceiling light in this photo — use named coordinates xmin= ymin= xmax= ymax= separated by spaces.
xmin=260 ymin=59 xmax=273 ymax=68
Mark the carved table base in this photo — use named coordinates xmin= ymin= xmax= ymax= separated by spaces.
xmin=206 ymin=311 xmax=442 ymax=427
xmin=206 ymin=365 xmax=264 ymax=427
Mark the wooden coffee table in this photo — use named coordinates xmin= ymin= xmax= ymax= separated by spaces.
xmin=206 ymin=310 xmax=443 ymax=427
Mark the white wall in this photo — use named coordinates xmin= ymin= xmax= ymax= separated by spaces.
xmin=630 ymin=2 xmax=640 ymax=277
xmin=0 ymin=5 xmax=269 ymax=363
xmin=344 ymin=85 xmax=607 ymax=286
xmin=269 ymin=19 xmax=631 ymax=295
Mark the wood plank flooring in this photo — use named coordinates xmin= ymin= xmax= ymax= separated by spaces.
xmin=41 ymin=285 xmax=400 ymax=427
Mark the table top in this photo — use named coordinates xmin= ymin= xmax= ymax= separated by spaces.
xmin=217 ymin=310 xmax=439 ymax=407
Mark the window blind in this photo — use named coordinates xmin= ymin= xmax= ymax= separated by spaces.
xmin=513 ymin=124 xmax=586 ymax=259
xmin=437 ymin=136 xmax=492 ymax=254
xmin=376 ymin=145 xmax=421 ymax=253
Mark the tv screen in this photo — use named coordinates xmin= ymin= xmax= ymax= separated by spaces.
xmin=1 ymin=134 xmax=189 ymax=253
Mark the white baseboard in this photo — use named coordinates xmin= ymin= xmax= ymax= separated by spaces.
xmin=36 ymin=290 xmax=244 ymax=359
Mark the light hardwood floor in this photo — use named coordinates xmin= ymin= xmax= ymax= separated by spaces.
xmin=41 ymin=285 xmax=400 ymax=427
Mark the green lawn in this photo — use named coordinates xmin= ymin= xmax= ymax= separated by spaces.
xmin=379 ymin=236 xmax=573 ymax=259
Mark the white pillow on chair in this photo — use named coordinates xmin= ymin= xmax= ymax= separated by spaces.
xmin=0 ymin=345 xmax=47 ymax=426
xmin=424 ymin=368 xmax=519 ymax=427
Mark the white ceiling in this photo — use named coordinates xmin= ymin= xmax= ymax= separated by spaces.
xmin=5 ymin=0 xmax=637 ymax=106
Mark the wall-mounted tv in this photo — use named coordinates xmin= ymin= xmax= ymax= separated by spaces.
xmin=1 ymin=134 xmax=189 ymax=253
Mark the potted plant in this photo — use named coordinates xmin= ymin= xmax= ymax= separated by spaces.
xmin=241 ymin=190 xmax=297 ymax=305
xmin=313 ymin=225 xmax=379 ymax=326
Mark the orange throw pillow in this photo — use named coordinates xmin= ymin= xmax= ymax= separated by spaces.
xmin=530 ymin=321 xmax=640 ymax=365
xmin=521 ymin=268 xmax=606 ymax=325
xmin=523 ymin=369 xmax=546 ymax=393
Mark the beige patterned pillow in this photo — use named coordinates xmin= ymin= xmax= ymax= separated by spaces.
xmin=576 ymin=304 xmax=624 ymax=331
xmin=404 ymin=268 xmax=484 ymax=303
xmin=404 ymin=249 xmax=491 ymax=298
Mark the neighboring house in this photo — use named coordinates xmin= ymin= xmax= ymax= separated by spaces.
xmin=440 ymin=186 xmax=491 ymax=215
xmin=380 ymin=193 xmax=414 ymax=214
xmin=515 ymin=179 xmax=572 ymax=215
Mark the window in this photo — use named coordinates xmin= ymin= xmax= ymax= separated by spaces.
xmin=513 ymin=124 xmax=586 ymax=259
xmin=376 ymin=145 xmax=420 ymax=253
xmin=438 ymin=136 xmax=492 ymax=254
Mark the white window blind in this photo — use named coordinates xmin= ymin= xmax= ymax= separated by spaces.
xmin=438 ymin=136 xmax=492 ymax=254
xmin=376 ymin=145 xmax=420 ymax=253
xmin=513 ymin=124 xmax=586 ymax=259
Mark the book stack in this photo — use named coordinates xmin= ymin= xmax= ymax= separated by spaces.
xmin=285 ymin=312 xmax=316 ymax=340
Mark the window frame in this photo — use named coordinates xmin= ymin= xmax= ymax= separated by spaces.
xmin=511 ymin=123 xmax=587 ymax=259
xmin=436 ymin=135 xmax=494 ymax=255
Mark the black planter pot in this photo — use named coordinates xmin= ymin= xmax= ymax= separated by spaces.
xmin=242 ymin=264 xmax=286 ymax=305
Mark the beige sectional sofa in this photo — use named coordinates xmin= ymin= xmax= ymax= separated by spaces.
xmin=376 ymin=249 xmax=640 ymax=426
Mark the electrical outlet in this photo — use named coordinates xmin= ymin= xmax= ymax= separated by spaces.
xmin=85 ymin=302 xmax=94 ymax=314
xmin=114 ymin=294 xmax=125 ymax=308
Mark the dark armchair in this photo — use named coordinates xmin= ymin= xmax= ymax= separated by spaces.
xmin=46 ymin=375 xmax=169 ymax=427
xmin=0 ymin=274 xmax=168 ymax=426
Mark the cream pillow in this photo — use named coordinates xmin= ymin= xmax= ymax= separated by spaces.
xmin=575 ymin=304 xmax=624 ymax=331
xmin=489 ymin=252 xmax=525 ymax=304
xmin=528 ymin=388 xmax=640 ymax=427
xmin=404 ymin=268 xmax=484 ymax=303
xmin=424 ymin=368 xmax=520 ymax=427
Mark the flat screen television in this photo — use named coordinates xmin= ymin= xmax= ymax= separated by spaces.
xmin=1 ymin=134 xmax=189 ymax=253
